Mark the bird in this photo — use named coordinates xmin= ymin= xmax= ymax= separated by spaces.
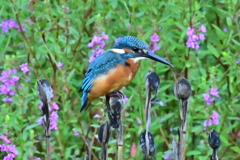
xmin=79 ymin=36 xmax=173 ymax=112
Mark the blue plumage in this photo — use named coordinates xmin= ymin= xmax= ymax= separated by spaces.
xmin=79 ymin=35 xmax=173 ymax=112
xmin=80 ymin=49 xmax=133 ymax=111
xmin=114 ymin=36 xmax=147 ymax=49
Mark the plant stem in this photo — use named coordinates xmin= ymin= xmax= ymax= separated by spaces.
xmin=145 ymin=87 xmax=151 ymax=159
xmin=179 ymin=100 xmax=188 ymax=160
xmin=117 ymin=116 xmax=123 ymax=160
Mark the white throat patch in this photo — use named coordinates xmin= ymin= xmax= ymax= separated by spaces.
xmin=130 ymin=57 xmax=146 ymax=63
xmin=111 ymin=49 xmax=125 ymax=54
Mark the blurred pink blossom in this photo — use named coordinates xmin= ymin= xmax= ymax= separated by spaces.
xmin=210 ymin=88 xmax=220 ymax=97
xmin=203 ymin=110 xmax=220 ymax=127
xmin=131 ymin=143 xmax=137 ymax=157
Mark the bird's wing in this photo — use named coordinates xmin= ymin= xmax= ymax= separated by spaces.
xmin=80 ymin=50 xmax=125 ymax=93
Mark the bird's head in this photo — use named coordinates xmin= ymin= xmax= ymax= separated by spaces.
xmin=113 ymin=36 xmax=174 ymax=67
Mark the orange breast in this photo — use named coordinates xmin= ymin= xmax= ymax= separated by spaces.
xmin=88 ymin=59 xmax=140 ymax=101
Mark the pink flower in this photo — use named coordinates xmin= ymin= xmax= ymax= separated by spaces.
xmin=203 ymin=110 xmax=220 ymax=127
xmin=203 ymin=93 xmax=214 ymax=105
xmin=94 ymin=114 xmax=101 ymax=118
xmin=164 ymin=154 xmax=172 ymax=159
xmin=89 ymin=55 xmax=95 ymax=63
xmin=74 ymin=131 xmax=79 ymax=136
xmin=57 ymin=62 xmax=63 ymax=68
xmin=123 ymin=95 xmax=128 ymax=103
xmin=131 ymin=143 xmax=137 ymax=157
xmin=102 ymin=32 xmax=109 ymax=39
xmin=115 ymin=37 xmax=122 ymax=43
xmin=199 ymin=33 xmax=205 ymax=40
xmin=199 ymin=25 xmax=206 ymax=32
xmin=51 ymin=102 xmax=59 ymax=110
xmin=0 ymin=135 xmax=11 ymax=144
xmin=50 ymin=111 xmax=59 ymax=130
xmin=210 ymin=88 xmax=220 ymax=97
xmin=19 ymin=63 xmax=30 ymax=73
xmin=187 ymin=28 xmax=195 ymax=36
xmin=150 ymin=34 xmax=160 ymax=42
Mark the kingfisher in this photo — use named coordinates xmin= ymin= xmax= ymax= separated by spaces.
xmin=79 ymin=36 xmax=173 ymax=112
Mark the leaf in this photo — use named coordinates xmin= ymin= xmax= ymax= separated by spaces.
xmin=90 ymin=124 xmax=100 ymax=128
xmin=186 ymin=150 xmax=201 ymax=156
xmin=25 ymin=123 xmax=39 ymax=130
xmin=220 ymin=134 xmax=230 ymax=146
xmin=230 ymin=146 xmax=240 ymax=153
xmin=207 ymin=44 xmax=219 ymax=57
xmin=111 ymin=0 xmax=118 ymax=9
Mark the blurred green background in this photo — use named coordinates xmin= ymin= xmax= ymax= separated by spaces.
xmin=0 ymin=0 xmax=240 ymax=159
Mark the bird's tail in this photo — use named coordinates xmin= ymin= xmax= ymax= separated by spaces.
xmin=80 ymin=91 xmax=91 ymax=112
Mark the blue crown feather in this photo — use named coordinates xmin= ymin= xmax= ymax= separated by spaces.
xmin=114 ymin=36 xmax=147 ymax=49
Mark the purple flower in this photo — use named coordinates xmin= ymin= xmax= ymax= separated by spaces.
xmin=150 ymin=34 xmax=160 ymax=42
xmin=19 ymin=63 xmax=30 ymax=73
xmin=0 ymin=69 xmax=19 ymax=86
xmin=4 ymin=153 xmax=15 ymax=160
xmin=102 ymin=32 xmax=109 ymax=40
xmin=94 ymin=114 xmax=101 ymax=118
xmin=123 ymin=95 xmax=128 ymax=103
xmin=199 ymin=33 xmax=205 ymax=40
xmin=35 ymin=158 xmax=41 ymax=160
xmin=18 ymin=84 xmax=23 ymax=89
xmin=89 ymin=55 xmax=95 ymax=63
xmin=203 ymin=111 xmax=220 ymax=127
xmin=210 ymin=88 xmax=220 ymax=97
xmin=26 ymin=78 xmax=30 ymax=82
xmin=199 ymin=25 xmax=206 ymax=32
xmin=0 ymin=21 xmax=9 ymax=33
xmin=57 ymin=62 xmax=63 ymax=68
xmin=0 ymin=85 xmax=11 ymax=94
xmin=74 ymin=131 xmax=79 ymax=136
xmin=88 ymin=32 xmax=109 ymax=62
xmin=223 ymin=28 xmax=228 ymax=32
xmin=38 ymin=117 xmax=44 ymax=125
xmin=203 ymin=119 xmax=213 ymax=127
xmin=115 ymin=37 xmax=122 ymax=43
xmin=149 ymin=34 xmax=161 ymax=53
xmin=0 ymin=135 xmax=11 ymax=144
xmin=50 ymin=111 xmax=59 ymax=130
xmin=186 ymin=34 xmax=200 ymax=50
xmin=0 ymin=141 xmax=19 ymax=160
xmin=38 ymin=100 xmax=59 ymax=131
xmin=7 ymin=19 xmax=17 ymax=28
xmin=8 ymin=91 xmax=15 ymax=96
xmin=0 ymin=19 xmax=25 ymax=33
xmin=187 ymin=28 xmax=195 ymax=36
xmin=38 ymin=101 xmax=43 ymax=110
xmin=3 ymin=97 xmax=12 ymax=103
xmin=6 ymin=144 xmax=19 ymax=155
xmin=164 ymin=154 xmax=172 ymax=159
xmin=236 ymin=59 xmax=240 ymax=64
xmin=186 ymin=25 xmax=206 ymax=50
xmin=203 ymin=93 xmax=214 ymax=105
xmin=51 ymin=102 xmax=59 ymax=110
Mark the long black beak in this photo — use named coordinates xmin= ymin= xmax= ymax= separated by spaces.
xmin=142 ymin=50 xmax=174 ymax=67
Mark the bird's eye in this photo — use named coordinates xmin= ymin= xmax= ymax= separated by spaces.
xmin=133 ymin=48 xmax=139 ymax=53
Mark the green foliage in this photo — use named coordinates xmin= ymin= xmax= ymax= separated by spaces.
xmin=0 ymin=0 xmax=240 ymax=159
